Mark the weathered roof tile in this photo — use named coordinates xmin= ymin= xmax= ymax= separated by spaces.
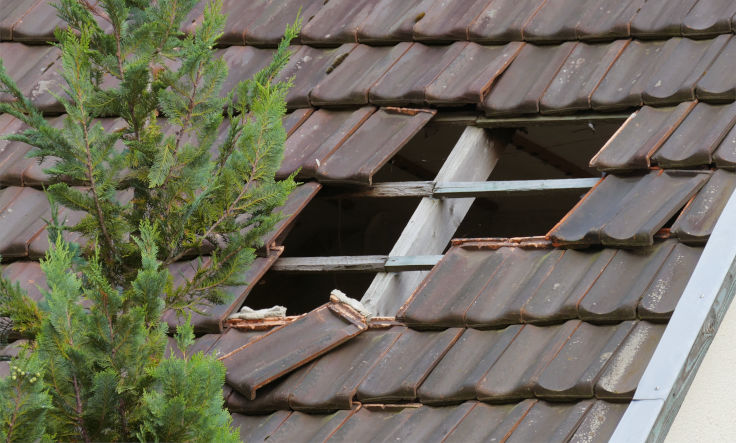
xmin=630 ymin=0 xmax=700 ymax=37
xmin=672 ymin=169 xmax=736 ymax=244
xmin=356 ymin=0 xmax=432 ymax=44
xmin=300 ymin=0 xmax=373 ymax=45
xmin=575 ymin=0 xmax=644 ymax=41
xmin=412 ymin=0 xmax=491 ymax=42
xmin=682 ymin=0 xmax=736 ymax=37
xmin=468 ymin=0 xmax=545 ymax=43
xmin=696 ymin=35 xmax=736 ymax=102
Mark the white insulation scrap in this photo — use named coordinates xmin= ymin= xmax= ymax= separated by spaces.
xmin=330 ymin=289 xmax=373 ymax=319
xmin=229 ymin=305 xmax=287 ymax=320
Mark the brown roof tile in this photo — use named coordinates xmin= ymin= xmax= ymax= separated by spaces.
xmin=11 ymin=0 xmax=62 ymax=43
xmin=244 ymin=0 xmax=323 ymax=46
xmin=696 ymin=35 xmax=736 ymax=102
xmin=467 ymin=0 xmax=546 ymax=43
xmin=443 ymin=401 xmax=535 ymax=442
xmin=714 ymin=122 xmax=736 ymax=167
xmin=682 ymin=0 xmax=736 ymax=37
xmin=300 ymin=0 xmax=373 ymax=46
xmin=570 ymin=400 xmax=629 ymax=443
xmin=629 ymin=0 xmax=700 ymax=37
xmin=507 ymin=400 xmax=594 ymax=443
xmin=356 ymin=0 xmax=432 ymax=44
xmin=0 ymin=42 xmax=63 ymax=112
xmin=230 ymin=410 xmax=290 ymax=442
xmin=0 ymin=0 xmax=38 ymax=40
xmin=672 ymin=169 xmax=736 ymax=244
xmin=522 ymin=0 xmax=594 ymax=42
xmin=412 ymin=0 xmax=492 ymax=42
xmin=262 ymin=408 xmax=357 ymax=442
xmin=575 ymin=0 xmax=644 ymax=41
xmin=0 ymin=186 xmax=51 ymax=258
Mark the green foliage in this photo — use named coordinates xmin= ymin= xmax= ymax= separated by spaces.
xmin=0 ymin=0 xmax=299 ymax=440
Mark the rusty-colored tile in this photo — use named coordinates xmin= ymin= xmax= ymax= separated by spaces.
xmin=412 ymin=0 xmax=492 ymax=42
xmin=369 ymin=42 xmax=466 ymax=106
xmin=549 ymin=171 xmax=710 ymax=247
xmin=221 ymin=302 xmax=368 ymax=400
xmin=570 ymin=401 xmax=630 ymax=443
xmin=288 ymin=327 xmax=402 ymax=411
xmin=590 ymin=103 xmax=696 ymax=172
xmin=425 ymin=42 xmax=523 ymax=106
xmin=575 ymin=0 xmax=645 ymax=41
xmin=244 ymin=0 xmax=324 ymax=46
xmin=540 ymin=40 xmax=628 ymax=114
xmin=356 ymin=327 xmax=462 ymax=403
xmin=482 ymin=42 xmax=576 ymax=116
xmin=468 ymin=0 xmax=546 ymax=43
xmin=11 ymin=0 xmax=63 ymax=43
xmin=417 ymin=326 xmax=521 ymax=404
xmin=300 ymin=0 xmax=373 ymax=45
xmin=522 ymin=0 xmax=595 ymax=42
xmin=642 ymin=35 xmax=730 ymax=106
xmin=534 ymin=322 xmax=635 ymax=399
xmin=630 ymin=0 xmax=699 ymax=37
xmin=218 ymin=46 xmax=274 ymax=99
xmin=357 ymin=0 xmax=433 ymax=43
xmin=652 ymin=102 xmax=736 ymax=168
xmin=682 ymin=0 xmax=736 ymax=36
xmin=506 ymin=400 xmax=594 ymax=443
xmin=265 ymin=409 xmax=356 ymax=442
xmin=638 ymin=243 xmax=703 ymax=320
xmin=696 ymin=36 xmax=736 ymax=102
xmin=672 ymin=169 xmax=736 ymax=244
xmin=476 ymin=321 xmax=580 ymax=402
xmin=231 ymin=411 xmax=291 ymax=443
xmin=276 ymin=107 xmax=375 ymax=180
xmin=521 ymin=249 xmax=616 ymax=324
xmin=315 ymin=107 xmax=435 ymax=185
xmin=595 ymin=321 xmax=666 ymax=400
xmin=309 ymin=43 xmax=412 ymax=106
xmin=0 ymin=186 xmax=50 ymax=258
xmin=590 ymin=40 xmax=670 ymax=111
xmin=443 ymin=400 xmax=535 ymax=443
xmin=275 ymin=44 xmax=356 ymax=109
xmin=0 ymin=0 xmax=38 ymax=40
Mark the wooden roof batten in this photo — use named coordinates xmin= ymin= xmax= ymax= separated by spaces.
xmin=610 ymin=187 xmax=736 ymax=442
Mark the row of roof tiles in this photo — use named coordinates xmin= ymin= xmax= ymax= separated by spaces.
xmin=3 ymin=0 xmax=736 ymax=45
xmin=3 ymin=35 xmax=736 ymax=115
xmin=231 ymin=399 xmax=626 ymax=443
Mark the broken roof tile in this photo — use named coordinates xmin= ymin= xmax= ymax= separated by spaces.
xmin=642 ymin=35 xmax=730 ymax=106
xmin=539 ymin=40 xmax=628 ymax=114
xmin=276 ymin=107 xmax=375 ymax=180
xmin=468 ymin=0 xmax=546 ymax=43
xmin=369 ymin=42 xmax=467 ymax=106
xmin=696 ymin=36 xmax=736 ymax=102
xmin=534 ymin=322 xmax=635 ymax=399
xmin=630 ymin=0 xmax=700 ymax=37
xmin=443 ymin=400 xmax=535 ymax=443
xmin=570 ymin=400 xmax=630 ymax=442
xmin=595 ymin=321 xmax=666 ymax=400
xmin=476 ymin=321 xmax=579 ymax=402
xmin=309 ymin=43 xmax=412 ymax=107
xmin=417 ymin=326 xmax=521 ymax=404
xmin=672 ymin=169 xmax=736 ymax=244
xmin=575 ymin=0 xmax=644 ymax=41
xmin=244 ymin=0 xmax=323 ymax=46
xmin=482 ymin=42 xmax=576 ymax=116
xmin=590 ymin=40 xmax=670 ymax=111
xmin=275 ymin=44 xmax=356 ymax=109
xmin=356 ymin=327 xmax=462 ymax=403
xmin=652 ymin=102 xmax=736 ymax=168
xmin=425 ymin=42 xmax=523 ymax=106
xmin=288 ymin=327 xmax=402 ymax=411
xmin=315 ymin=107 xmax=435 ymax=185
xmin=300 ymin=0 xmax=373 ymax=45
xmin=221 ymin=301 xmax=368 ymax=400
xmin=506 ymin=400 xmax=594 ymax=443
xmin=577 ymin=241 xmax=676 ymax=321
xmin=548 ymin=171 xmax=710 ymax=247
xmin=590 ymin=102 xmax=696 ymax=172
xmin=638 ymin=243 xmax=703 ymax=320
xmin=356 ymin=0 xmax=432 ymax=44
xmin=412 ymin=0 xmax=492 ymax=42
xmin=522 ymin=0 xmax=592 ymax=42
xmin=682 ymin=0 xmax=736 ymax=37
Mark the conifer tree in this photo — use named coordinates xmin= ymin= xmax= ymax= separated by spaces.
xmin=0 ymin=0 xmax=298 ymax=440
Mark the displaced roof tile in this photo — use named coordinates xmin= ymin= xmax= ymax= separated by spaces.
xmin=412 ymin=0 xmax=492 ymax=42
xmin=638 ymin=243 xmax=703 ymax=320
xmin=539 ymin=40 xmax=628 ymax=114
xmin=590 ymin=102 xmax=696 ymax=172
xmin=468 ymin=0 xmax=546 ymax=43
xmin=682 ymin=0 xmax=736 ymax=37
xmin=300 ymin=0 xmax=373 ymax=45
xmin=696 ymin=36 xmax=736 ymax=102
xmin=482 ymin=42 xmax=576 ymax=116
xmin=369 ymin=42 xmax=467 ymax=106
xmin=476 ymin=321 xmax=580 ymax=402
xmin=575 ymin=0 xmax=645 ymax=41
xmin=315 ymin=107 xmax=435 ymax=185
xmin=590 ymin=40 xmax=670 ymax=111
xmin=356 ymin=327 xmax=462 ymax=403
xmin=672 ymin=169 xmax=736 ymax=244
xmin=652 ymin=102 xmax=736 ymax=168
xmin=595 ymin=321 xmax=666 ymax=399
xmin=417 ymin=326 xmax=521 ymax=404
xmin=309 ymin=43 xmax=412 ymax=107
xmin=425 ymin=42 xmax=523 ymax=106
xmin=577 ymin=241 xmax=676 ymax=321
xmin=356 ymin=0 xmax=432 ymax=44
xmin=276 ymin=107 xmax=375 ymax=180
xmin=642 ymin=35 xmax=730 ymax=106
xmin=629 ymin=0 xmax=700 ymax=37
xmin=548 ymin=171 xmax=710 ymax=247
xmin=221 ymin=302 xmax=368 ymax=400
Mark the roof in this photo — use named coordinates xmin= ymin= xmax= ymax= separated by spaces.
xmin=3 ymin=0 xmax=736 ymax=441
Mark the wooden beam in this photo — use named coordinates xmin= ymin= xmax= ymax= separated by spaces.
xmin=475 ymin=112 xmax=630 ymax=128
xmin=511 ymin=131 xmax=596 ymax=178
xmin=610 ymin=188 xmax=736 ymax=442
xmin=270 ymin=255 xmax=442 ymax=273
xmin=361 ymin=126 xmax=505 ymax=316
